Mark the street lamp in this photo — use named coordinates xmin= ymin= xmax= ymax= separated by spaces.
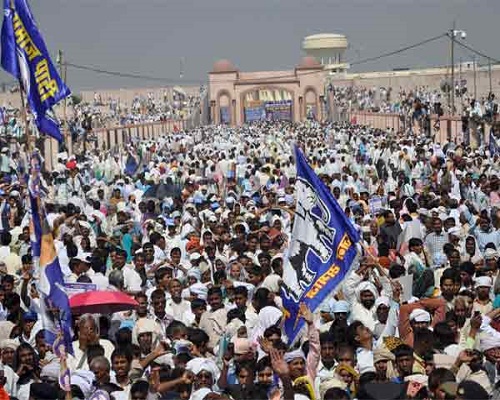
xmin=450 ymin=24 xmax=467 ymax=115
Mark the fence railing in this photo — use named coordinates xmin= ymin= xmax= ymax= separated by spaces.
xmin=345 ymin=111 xmax=492 ymax=146
xmin=42 ymin=119 xmax=187 ymax=171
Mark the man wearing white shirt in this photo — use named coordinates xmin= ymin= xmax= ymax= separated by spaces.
xmin=0 ymin=232 xmax=11 ymax=261
xmin=165 ymin=279 xmax=193 ymax=325
xmin=107 ymin=249 xmax=142 ymax=294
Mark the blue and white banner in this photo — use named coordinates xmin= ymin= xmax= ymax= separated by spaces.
xmin=1 ymin=0 xmax=70 ymax=141
xmin=29 ymin=152 xmax=73 ymax=354
xmin=281 ymin=145 xmax=360 ymax=344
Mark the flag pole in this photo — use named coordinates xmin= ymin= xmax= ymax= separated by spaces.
xmin=57 ymin=49 xmax=69 ymax=152
xmin=18 ymin=82 xmax=34 ymax=153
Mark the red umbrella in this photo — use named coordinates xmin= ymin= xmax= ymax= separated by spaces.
xmin=69 ymin=291 xmax=138 ymax=315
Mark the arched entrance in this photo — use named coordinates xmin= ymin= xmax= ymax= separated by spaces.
xmin=304 ymin=88 xmax=318 ymax=120
xmin=242 ymin=88 xmax=293 ymax=123
xmin=218 ymin=91 xmax=232 ymax=125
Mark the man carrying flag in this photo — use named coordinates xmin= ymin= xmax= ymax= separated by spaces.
xmin=1 ymin=0 xmax=70 ymax=142
xmin=281 ymin=144 xmax=361 ymax=345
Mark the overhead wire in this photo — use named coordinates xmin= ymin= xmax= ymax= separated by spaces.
xmin=65 ymin=62 xmax=204 ymax=85
xmin=349 ymin=33 xmax=448 ymax=66
xmin=447 ymin=35 xmax=500 ymax=64
xmin=64 ymin=33 xmax=450 ymax=85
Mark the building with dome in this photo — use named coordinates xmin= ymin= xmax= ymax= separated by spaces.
xmin=208 ymin=56 xmax=325 ymax=125
xmin=208 ymin=33 xmax=500 ymax=126
xmin=208 ymin=32 xmax=351 ymax=125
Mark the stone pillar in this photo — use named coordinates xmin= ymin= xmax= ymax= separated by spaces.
xmin=298 ymin=96 xmax=303 ymax=122
xmin=318 ymin=96 xmax=324 ymax=121
xmin=210 ymin=101 xmax=216 ymax=124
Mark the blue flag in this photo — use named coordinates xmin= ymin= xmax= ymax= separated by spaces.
xmin=281 ymin=146 xmax=360 ymax=344
xmin=489 ymin=128 xmax=498 ymax=157
xmin=29 ymin=153 xmax=73 ymax=354
xmin=1 ymin=0 xmax=70 ymax=141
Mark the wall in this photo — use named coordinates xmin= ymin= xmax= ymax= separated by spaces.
xmin=42 ymin=119 xmax=187 ymax=171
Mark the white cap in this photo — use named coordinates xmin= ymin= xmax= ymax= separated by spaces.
xmin=475 ymin=276 xmax=493 ymax=288
xmin=332 ymin=300 xmax=350 ymax=314
xmin=375 ymin=296 xmax=390 ymax=309
xmin=484 ymin=248 xmax=499 ymax=260
xmin=409 ymin=308 xmax=431 ymax=323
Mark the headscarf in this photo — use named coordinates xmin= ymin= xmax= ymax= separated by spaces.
xmin=460 ymin=235 xmax=483 ymax=264
xmin=335 ymin=364 xmax=359 ymax=379
xmin=373 ymin=347 xmax=396 ymax=363
xmin=0 ymin=339 xmax=18 ymax=351
xmin=0 ymin=322 xmax=14 ymax=343
xmin=132 ymin=318 xmax=162 ymax=346
xmin=480 ymin=334 xmax=500 ymax=352
xmin=186 ymin=358 xmax=220 ymax=383
xmin=284 ymin=349 xmax=306 ymax=363
xmin=252 ymin=306 xmax=282 ymax=341
xmin=293 ymin=376 xmax=316 ymax=400
xmin=355 ymin=281 xmax=378 ymax=302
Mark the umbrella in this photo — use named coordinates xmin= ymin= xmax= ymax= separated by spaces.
xmin=69 ymin=291 xmax=138 ymax=315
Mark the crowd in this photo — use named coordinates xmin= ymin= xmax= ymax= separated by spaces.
xmin=0 ymin=119 xmax=497 ymax=400
xmin=0 ymin=86 xmax=203 ymax=144
xmin=67 ymin=89 xmax=202 ymax=143
xmin=333 ymin=85 xmax=498 ymax=123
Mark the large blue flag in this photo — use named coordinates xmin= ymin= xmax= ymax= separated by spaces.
xmin=1 ymin=0 xmax=70 ymax=141
xmin=281 ymin=146 xmax=360 ymax=344
xmin=29 ymin=153 xmax=73 ymax=354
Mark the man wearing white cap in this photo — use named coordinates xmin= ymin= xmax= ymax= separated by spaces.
xmin=472 ymin=276 xmax=493 ymax=315
xmin=399 ymin=298 xmax=446 ymax=347
xmin=373 ymin=296 xmax=398 ymax=340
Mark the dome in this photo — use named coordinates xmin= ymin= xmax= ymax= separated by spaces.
xmin=296 ymin=56 xmax=322 ymax=70
xmin=211 ymin=59 xmax=238 ymax=73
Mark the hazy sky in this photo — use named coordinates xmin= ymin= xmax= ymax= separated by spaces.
xmin=1 ymin=0 xmax=499 ymax=90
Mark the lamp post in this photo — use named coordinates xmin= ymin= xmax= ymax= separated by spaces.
xmin=450 ymin=23 xmax=467 ymax=115
xmin=473 ymin=56 xmax=477 ymax=100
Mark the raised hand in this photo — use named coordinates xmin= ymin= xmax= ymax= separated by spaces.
xmin=257 ymin=336 xmax=273 ymax=354
xmin=299 ymin=302 xmax=313 ymax=325
xmin=270 ymin=348 xmax=289 ymax=377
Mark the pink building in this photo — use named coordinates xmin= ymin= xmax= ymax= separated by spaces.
xmin=208 ymin=57 xmax=327 ymax=125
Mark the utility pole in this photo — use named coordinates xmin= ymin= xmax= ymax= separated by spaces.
xmin=489 ymin=58 xmax=492 ymax=95
xmin=450 ymin=21 xmax=455 ymax=115
xmin=449 ymin=23 xmax=467 ymax=115
xmin=459 ymin=57 xmax=462 ymax=113
xmin=473 ymin=56 xmax=477 ymax=100
xmin=57 ymin=50 xmax=69 ymax=151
